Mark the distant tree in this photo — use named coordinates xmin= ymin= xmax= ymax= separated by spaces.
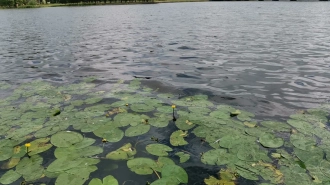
xmin=0 ymin=0 xmax=14 ymax=7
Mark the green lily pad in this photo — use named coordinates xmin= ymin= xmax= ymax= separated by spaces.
xmin=157 ymin=106 xmax=174 ymax=114
xmin=210 ymin=110 xmax=230 ymax=119
xmin=237 ymin=111 xmax=255 ymax=121
xmin=175 ymin=116 xmax=195 ymax=130
xmin=130 ymin=103 xmax=155 ymax=113
xmin=125 ymin=124 xmax=150 ymax=137
xmin=201 ymin=149 xmax=237 ymax=165
xmin=72 ymin=118 xmax=106 ymax=133
xmin=16 ymin=155 xmax=44 ymax=181
xmin=47 ymin=157 xmax=100 ymax=173
xmin=259 ymin=133 xmax=284 ymax=148
xmin=127 ymin=157 xmax=158 ymax=175
xmin=175 ymin=152 xmax=190 ymax=163
xmin=161 ymin=164 xmax=188 ymax=183
xmin=28 ymin=137 xmax=53 ymax=156
xmin=0 ymin=147 xmax=13 ymax=161
xmin=170 ymin=130 xmax=188 ymax=146
xmin=71 ymin=100 xmax=84 ymax=106
xmin=113 ymin=113 xmax=149 ymax=127
xmin=55 ymin=170 xmax=90 ymax=185
xmin=153 ymin=157 xmax=175 ymax=172
xmin=51 ymin=131 xmax=83 ymax=148
xmin=93 ymin=125 xmax=124 ymax=142
xmin=88 ymin=175 xmax=119 ymax=185
xmin=290 ymin=133 xmax=316 ymax=151
xmin=157 ymin=93 xmax=175 ymax=99
xmin=34 ymin=125 xmax=62 ymax=138
xmin=106 ymin=143 xmax=136 ymax=160
xmin=294 ymin=147 xmax=323 ymax=163
xmin=55 ymin=146 xmax=103 ymax=159
xmin=260 ymin=121 xmax=291 ymax=132
xmin=0 ymin=170 xmax=21 ymax=185
xmin=84 ymin=97 xmax=103 ymax=104
xmin=146 ymin=144 xmax=173 ymax=157
xmin=188 ymin=107 xmax=211 ymax=114
xmin=149 ymin=115 xmax=171 ymax=128
xmin=150 ymin=178 xmax=179 ymax=185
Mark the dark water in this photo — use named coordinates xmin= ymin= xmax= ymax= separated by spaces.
xmin=1 ymin=2 xmax=330 ymax=184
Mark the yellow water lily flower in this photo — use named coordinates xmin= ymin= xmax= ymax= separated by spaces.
xmin=102 ymin=139 xmax=107 ymax=143
xmin=172 ymin=105 xmax=176 ymax=109
xmin=25 ymin=143 xmax=31 ymax=148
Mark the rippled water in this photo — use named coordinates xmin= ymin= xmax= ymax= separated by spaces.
xmin=1 ymin=2 xmax=330 ymax=115
xmin=0 ymin=3 xmax=330 ymax=184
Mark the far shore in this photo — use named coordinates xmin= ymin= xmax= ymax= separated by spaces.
xmin=0 ymin=0 xmax=208 ymax=9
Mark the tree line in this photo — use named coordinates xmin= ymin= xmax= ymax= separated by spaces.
xmin=0 ymin=0 xmax=153 ymax=8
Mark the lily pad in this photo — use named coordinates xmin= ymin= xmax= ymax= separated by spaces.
xmin=51 ymin=131 xmax=83 ymax=148
xmin=260 ymin=121 xmax=291 ymax=132
xmin=0 ymin=170 xmax=21 ymax=185
xmin=113 ymin=113 xmax=149 ymax=127
xmin=1 ymin=158 xmax=20 ymax=169
xmin=0 ymin=147 xmax=13 ymax=161
xmin=290 ymin=133 xmax=316 ymax=151
xmin=157 ymin=106 xmax=174 ymax=114
xmin=175 ymin=116 xmax=195 ymax=130
xmin=204 ymin=176 xmax=235 ymax=185
xmin=88 ymin=175 xmax=119 ymax=185
xmin=149 ymin=115 xmax=171 ymax=128
xmin=188 ymin=107 xmax=211 ymax=114
xmin=154 ymin=157 xmax=175 ymax=172
xmin=170 ymin=130 xmax=188 ymax=146
xmin=16 ymin=155 xmax=44 ymax=181
xmin=146 ymin=144 xmax=173 ymax=157
xmin=93 ymin=125 xmax=124 ymax=142
xmin=55 ymin=170 xmax=90 ymax=185
xmin=259 ymin=133 xmax=284 ymax=148
xmin=175 ymin=152 xmax=190 ymax=163
xmin=28 ymin=137 xmax=53 ymax=156
xmin=161 ymin=164 xmax=188 ymax=183
xmin=106 ymin=143 xmax=136 ymax=160
xmin=210 ymin=110 xmax=230 ymax=119
xmin=55 ymin=146 xmax=103 ymax=159
xmin=127 ymin=157 xmax=158 ymax=175
xmin=130 ymin=103 xmax=155 ymax=113
xmin=201 ymin=149 xmax=237 ymax=166
xmin=125 ymin=124 xmax=150 ymax=137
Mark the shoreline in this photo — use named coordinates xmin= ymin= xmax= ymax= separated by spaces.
xmin=0 ymin=0 xmax=208 ymax=9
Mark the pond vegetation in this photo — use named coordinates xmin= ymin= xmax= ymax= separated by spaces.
xmin=0 ymin=78 xmax=330 ymax=185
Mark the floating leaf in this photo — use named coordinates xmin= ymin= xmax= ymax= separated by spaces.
xmin=55 ymin=170 xmax=90 ymax=185
xmin=161 ymin=164 xmax=188 ymax=183
xmin=85 ymin=97 xmax=103 ymax=104
xmin=259 ymin=133 xmax=284 ymax=148
xmin=113 ymin=113 xmax=149 ymax=127
xmin=88 ymin=175 xmax=119 ymax=185
xmin=188 ymin=107 xmax=211 ymax=114
xmin=290 ymin=133 xmax=316 ymax=151
xmin=210 ymin=110 xmax=230 ymax=119
xmin=175 ymin=116 xmax=195 ymax=130
xmin=93 ymin=125 xmax=124 ymax=142
xmin=47 ymin=157 xmax=99 ymax=173
xmin=204 ymin=176 xmax=235 ymax=185
xmin=154 ymin=157 xmax=175 ymax=172
xmin=130 ymin=103 xmax=155 ymax=113
xmin=146 ymin=144 xmax=173 ymax=157
xmin=170 ymin=130 xmax=188 ymax=146
xmin=260 ymin=121 xmax=291 ymax=132
xmin=157 ymin=106 xmax=173 ymax=114
xmin=127 ymin=158 xmax=158 ymax=175
xmin=0 ymin=170 xmax=21 ymax=185
xmin=55 ymin=146 xmax=103 ymax=159
xmin=175 ymin=152 xmax=190 ymax=163
xmin=149 ymin=115 xmax=171 ymax=128
xmin=16 ymin=155 xmax=44 ymax=181
xmin=125 ymin=124 xmax=150 ymax=137
xmin=28 ymin=137 xmax=53 ymax=156
xmin=202 ymin=149 xmax=237 ymax=165
xmin=51 ymin=131 xmax=83 ymax=148
xmin=106 ymin=143 xmax=136 ymax=160
xmin=244 ymin=121 xmax=257 ymax=128
xmin=1 ymin=158 xmax=20 ymax=169
xmin=0 ymin=147 xmax=13 ymax=161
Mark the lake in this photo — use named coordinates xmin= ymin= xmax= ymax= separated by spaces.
xmin=0 ymin=2 xmax=330 ymax=185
